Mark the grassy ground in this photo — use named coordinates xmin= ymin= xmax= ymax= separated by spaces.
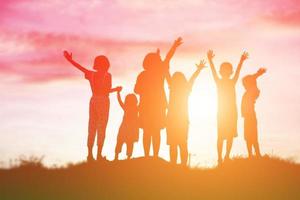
xmin=0 ymin=156 xmax=300 ymax=200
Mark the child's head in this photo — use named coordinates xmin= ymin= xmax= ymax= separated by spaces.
xmin=242 ymin=75 xmax=257 ymax=90
xmin=219 ymin=62 xmax=233 ymax=78
xmin=143 ymin=51 xmax=162 ymax=71
xmin=93 ymin=55 xmax=110 ymax=72
xmin=124 ymin=94 xmax=138 ymax=108
xmin=171 ymin=72 xmax=187 ymax=89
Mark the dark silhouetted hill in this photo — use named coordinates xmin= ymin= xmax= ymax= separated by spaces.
xmin=0 ymin=156 xmax=299 ymax=200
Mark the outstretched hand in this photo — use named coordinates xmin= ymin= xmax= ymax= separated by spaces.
xmin=241 ymin=51 xmax=249 ymax=61
xmin=195 ymin=59 xmax=207 ymax=71
xmin=173 ymin=37 xmax=183 ymax=48
xmin=63 ymin=50 xmax=73 ymax=61
xmin=116 ymin=86 xmax=123 ymax=93
xmin=257 ymin=68 xmax=267 ymax=76
xmin=207 ymin=50 xmax=215 ymax=60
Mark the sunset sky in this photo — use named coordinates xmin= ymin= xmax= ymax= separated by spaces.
xmin=0 ymin=0 xmax=300 ymax=167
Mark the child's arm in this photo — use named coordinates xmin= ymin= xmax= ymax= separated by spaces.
xmin=233 ymin=51 xmax=249 ymax=83
xmin=162 ymin=37 xmax=182 ymax=84
xmin=253 ymin=68 xmax=267 ymax=79
xmin=207 ymin=50 xmax=219 ymax=83
xmin=164 ymin=37 xmax=183 ymax=64
xmin=188 ymin=59 xmax=206 ymax=86
xmin=116 ymin=88 xmax=125 ymax=110
xmin=110 ymin=86 xmax=122 ymax=93
xmin=63 ymin=50 xmax=89 ymax=74
xmin=164 ymin=63 xmax=171 ymax=86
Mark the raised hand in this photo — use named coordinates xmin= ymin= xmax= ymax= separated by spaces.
xmin=156 ymin=48 xmax=160 ymax=55
xmin=195 ymin=59 xmax=207 ymax=71
xmin=257 ymin=68 xmax=267 ymax=76
xmin=173 ymin=37 xmax=183 ymax=48
xmin=207 ymin=50 xmax=215 ymax=60
xmin=241 ymin=51 xmax=249 ymax=61
xmin=63 ymin=50 xmax=73 ymax=61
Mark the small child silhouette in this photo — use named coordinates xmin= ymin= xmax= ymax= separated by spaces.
xmin=114 ymin=87 xmax=139 ymax=160
xmin=63 ymin=51 xmax=120 ymax=162
xmin=207 ymin=50 xmax=248 ymax=165
xmin=165 ymin=58 xmax=206 ymax=166
xmin=242 ymin=68 xmax=266 ymax=158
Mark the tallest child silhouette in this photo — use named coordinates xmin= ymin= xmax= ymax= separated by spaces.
xmin=207 ymin=50 xmax=248 ymax=165
xmin=134 ymin=38 xmax=182 ymax=157
xmin=63 ymin=51 xmax=120 ymax=162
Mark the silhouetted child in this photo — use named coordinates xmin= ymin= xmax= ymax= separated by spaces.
xmin=242 ymin=68 xmax=266 ymax=158
xmin=63 ymin=51 xmax=120 ymax=162
xmin=115 ymin=87 xmax=139 ymax=160
xmin=207 ymin=50 xmax=248 ymax=165
xmin=165 ymin=59 xmax=206 ymax=165
xmin=134 ymin=37 xmax=182 ymax=158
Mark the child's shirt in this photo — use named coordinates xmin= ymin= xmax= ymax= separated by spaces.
xmin=216 ymin=79 xmax=237 ymax=116
xmin=241 ymin=89 xmax=260 ymax=118
xmin=85 ymin=71 xmax=112 ymax=97
xmin=168 ymin=82 xmax=192 ymax=124
xmin=134 ymin=70 xmax=167 ymax=112
xmin=122 ymin=106 xmax=139 ymax=124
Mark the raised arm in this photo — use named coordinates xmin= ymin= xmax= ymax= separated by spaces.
xmin=63 ymin=50 xmax=89 ymax=74
xmin=233 ymin=51 xmax=249 ymax=83
xmin=163 ymin=37 xmax=183 ymax=66
xmin=207 ymin=50 xmax=219 ymax=83
xmin=253 ymin=68 xmax=267 ymax=79
xmin=188 ymin=59 xmax=206 ymax=86
xmin=116 ymin=88 xmax=125 ymax=110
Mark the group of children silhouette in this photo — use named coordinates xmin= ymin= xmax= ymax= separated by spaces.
xmin=63 ymin=37 xmax=266 ymax=166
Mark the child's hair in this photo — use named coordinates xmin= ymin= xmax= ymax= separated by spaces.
xmin=171 ymin=72 xmax=188 ymax=90
xmin=219 ymin=62 xmax=233 ymax=77
xmin=124 ymin=94 xmax=138 ymax=108
xmin=242 ymin=75 xmax=257 ymax=90
xmin=93 ymin=55 xmax=110 ymax=71
xmin=143 ymin=52 xmax=162 ymax=71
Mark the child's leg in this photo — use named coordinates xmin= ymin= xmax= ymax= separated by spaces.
xmin=143 ymin=129 xmax=151 ymax=157
xmin=179 ymin=142 xmax=188 ymax=166
xmin=87 ymin=101 xmax=97 ymax=160
xmin=126 ymin=142 xmax=134 ymax=159
xmin=96 ymin=127 xmax=107 ymax=160
xmin=115 ymin=140 xmax=123 ymax=160
xmin=96 ymin=102 xmax=109 ymax=160
xmin=224 ymin=138 xmax=233 ymax=160
xmin=217 ymin=138 xmax=223 ymax=164
xmin=152 ymin=129 xmax=161 ymax=158
xmin=253 ymin=141 xmax=261 ymax=157
xmin=169 ymin=145 xmax=177 ymax=164
xmin=246 ymin=140 xmax=253 ymax=158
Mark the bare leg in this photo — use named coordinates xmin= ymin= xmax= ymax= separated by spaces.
xmin=87 ymin=116 xmax=96 ymax=161
xmin=246 ymin=141 xmax=253 ymax=158
xmin=143 ymin=129 xmax=151 ymax=157
xmin=126 ymin=142 xmax=134 ymax=159
xmin=97 ymin=130 xmax=106 ymax=160
xmin=114 ymin=140 xmax=123 ymax=161
xmin=152 ymin=129 xmax=161 ymax=158
xmin=217 ymin=138 xmax=223 ymax=165
xmin=224 ymin=138 xmax=233 ymax=160
xmin=180 ymin=142 xmax=188 ymax=166
xmin=170 ymin=145 xmax=177 ymax=164
xmin=253 ymin=141 xmax=261 ymax=157
xmin=87 ymin=146 xmax=94 ymax=162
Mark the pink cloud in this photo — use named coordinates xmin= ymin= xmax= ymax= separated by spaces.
xmin=1 ymin=0 xmax=300 ymax=84
xmin=0 ymin=30 xmax=171 ymax=83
